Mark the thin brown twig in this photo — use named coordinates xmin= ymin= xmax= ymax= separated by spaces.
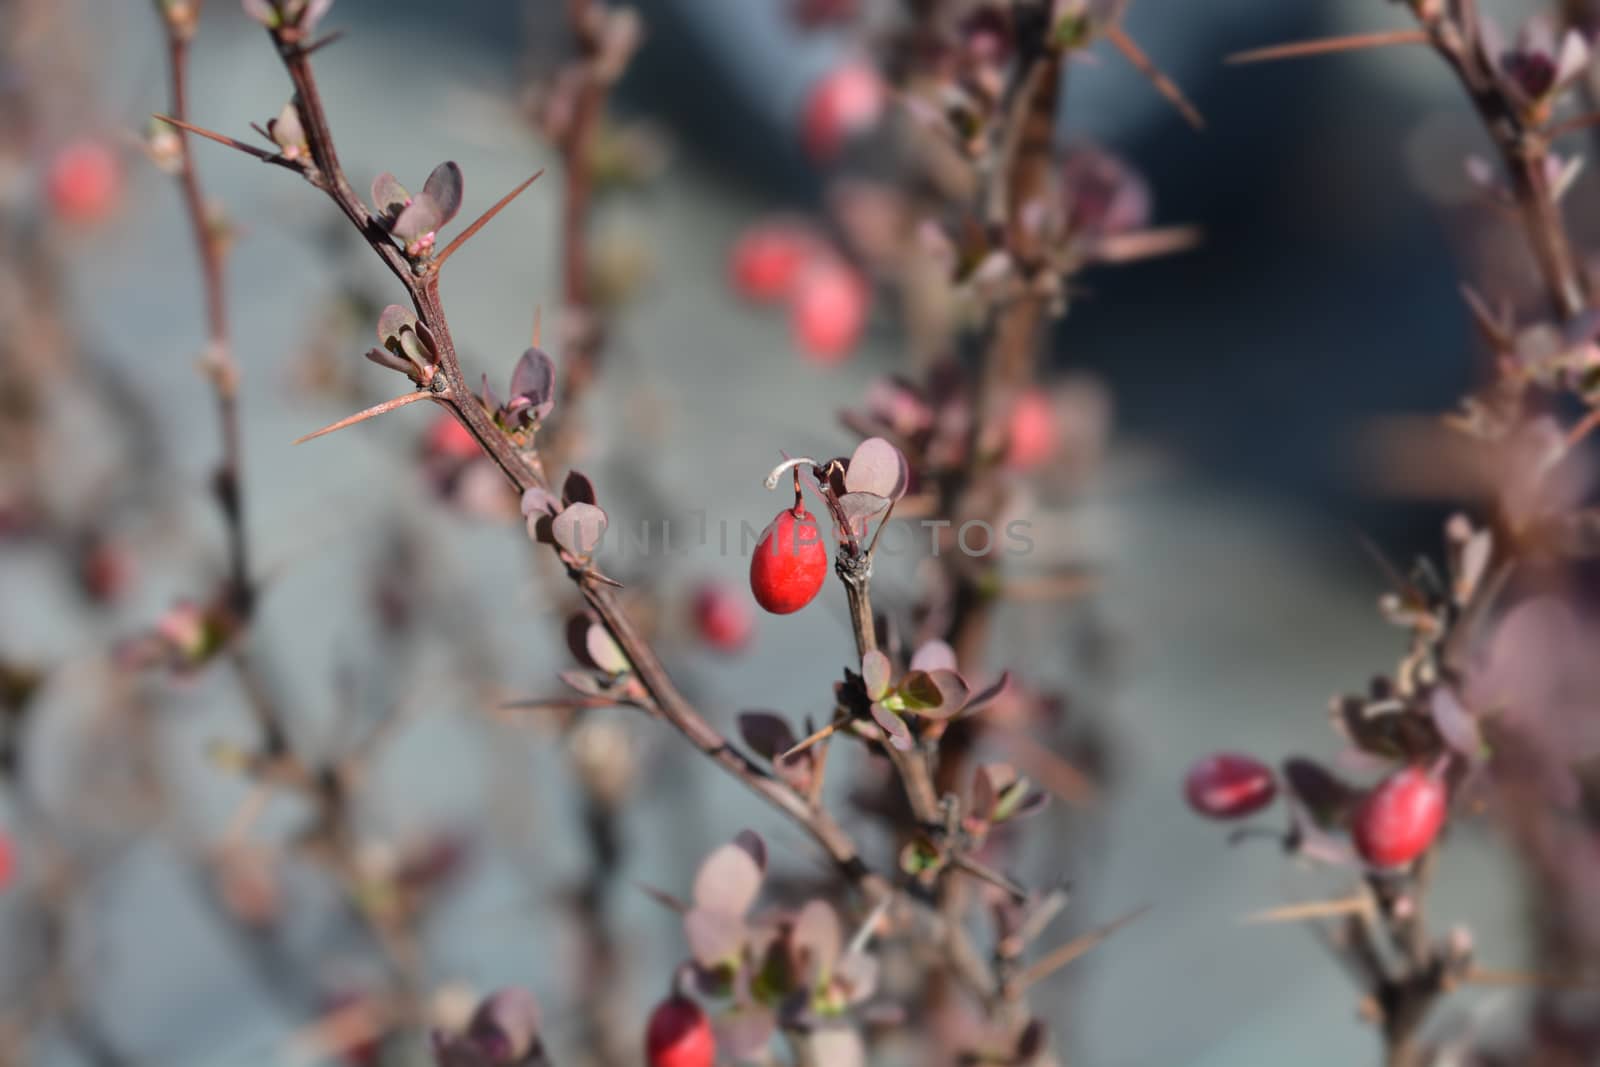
xmin=1225 ymin=28 xmax=1428 ymax=65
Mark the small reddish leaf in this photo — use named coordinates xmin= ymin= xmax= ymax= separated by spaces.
xmin=423 ymin=161 xmax=464 ymax=227
xmin=909 ymin=639 xmax=957 ymax=673
xmin=371 ymin=172 xmax=410 ymax=220
xmin=738 ymin=712 xmax=797 ymax=761
xmin=861 ymin=650 xmax=892 ymax=701
xmin=845 ymin=437 xmax=908 ymax=501
xmin=562 ymin=470 xmax=597 ymax=507
xmin=692 ymin=842 xmax=763 ymax=917
xmin=871 ymin=702 xmax=913 ymax=750
xmin=792 ymin=899 xmax=842 ymax=986
xmin=552 ymin=502 xmax=607 ymax=557
xmin=733 ymin=829 xmax=768 ymax=874
xmin=584 ymin=623 xmax=628 ymax=676
xmin=684 ymin=906 xmax=746 ymax=967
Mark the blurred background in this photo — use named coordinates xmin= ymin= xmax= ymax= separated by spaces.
xmin=0 ymin=0 xmax=1559 ymax=1064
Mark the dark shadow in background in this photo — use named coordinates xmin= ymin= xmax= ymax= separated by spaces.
xmin=357 ymin=0 xmax=1474 ymax=552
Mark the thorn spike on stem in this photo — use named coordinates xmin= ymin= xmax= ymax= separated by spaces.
xmin=431 ymin=169 xmax=546 ymax=270
xmin=1225 ymin=28 xmax=1429 ymax=65
xmin=1106 ymin=25 xmax=1205 ymax=130
xmin=780 ymin=720 xmax=840 ymax=762
xmin=532 ymin=305 xmax=542 ymax=347
xmin=153 ymin=114 xmax=278 ymax=161
xmin=1017 ymin=905 xmax=1151 ymax=989
xmin=292 ymin=390 xmax=434 ymax=445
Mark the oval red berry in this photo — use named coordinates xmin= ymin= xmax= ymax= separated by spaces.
xmin=750 ymin=507 xmax=828 ymax=614
xmin=1352 ymin=766 xmax=1447 ymax=868
xmin=645 ymin=996 xmax=716 ymax=1067
xmin=1185 ymin=753 xmax=1277 ymax=819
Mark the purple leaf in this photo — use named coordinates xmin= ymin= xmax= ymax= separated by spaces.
xmin=1281 ymin=756 xmax=1359 ymax=830
xmin=300 ymin=0 xmax=334 ymax=32
xmin=551 ymin=502 xmax=607 ymax=557
xmin=241 ymin=0 xmax=279 ymax=26
xmin=899 ymin=669 xmax=969 ymax=718
xmin=733 ymin=829 xmax=768 ymax=874
xmin=520 ymin=487 xmax=560 ymax=518
xmin=562 ymin=470 xmax=596 ymax=507
xmin=712 ymin=1006 xmax=778 ymax=1060
xmin=584 ymin=622 xmax=628 ymax=676
xmin=266 ymin=102 xmax=305 ymax=152
xmin=791 ymin=899 xmax=841 ymax=986
xmin=1431 ymin=686 xmax=1486 ymax=763
xmin=371 ymin=172 xmax=410 ymax=220
xmin=423 ymin=161 xmax=465 ymax=227
xmin=962 ymin=671 xmax=1010 ymax=715
xmin=861 ymin=650 xmax=892 ymax=701
xmin=804 ymin=1028 xmax=865 ymax=1067
xmin=393 ymin=194 xmax=444 ymax=244
xmin=834 ymin=950 xmax=879 ymax=1003
xmin=465 ymin=988 xmax=542 ymax=1065
xmin=376 ymin=304 xmax=418 ymax=345
xmin=692 ymin=842 xmax=764 ymax=917
xmin=871 ymin=702 xmax=913 ymax=750
xmin=909 ymin=639 xmax=957 ymax=673
xmin=844 ymin=437 xmax=908 ymax=501
xmin=684 ymin=907 xmax=747 ymax=967
xmin=364 ymin=346 xmax=411 ymax=375
xmin=507 ymin=347 xmax=557 ymax=423
xmin=837 ymin=492 xmax=889 ymax=536
xmin=738 ymin=712 xmax=796 ymax=761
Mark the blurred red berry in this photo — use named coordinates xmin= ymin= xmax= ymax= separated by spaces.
xmin=1184 ymin=753 xmax=1277 ymax=819
xmin=0 ymin=833 xmax=14 ymax=892
xmin=791 ymin=259 xmax=867 ymax=363
xmin=1352 ymin=766 xmax=1448 ymax=868
xmin=801 ymin=62 xmax=885 ymax=162
xmin=79 ymin=539 xmax=133 ymax=604
xmin=692 ymin=581 xmax=754 ymax=652
xmin=645 ymin=996 xmax=715 ymax=1067
xmin=1005 ymin=388 xmax=1059 ymax=469
xmin=750 ymin=507 xmax=828 ymax=615
xmin=730 ymin=221 xmax=817 ymax=302
xmin=424 ymin=411 xmax=481 ymax=461
xmin=46 ymin=139 xmax=123 ymax=226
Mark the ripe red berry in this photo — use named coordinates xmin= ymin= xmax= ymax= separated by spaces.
xmin=692 ymin=581 xmax=754 ymax=652
xmin=1005 ymin=388 xmax=1059 ymax=469
xmin=645 ymin=996 xmax=715 ymax=1067
xmin=1184 ymin=753 xmax=1277 ymax=819
xmin=791 ymin=260 xmax=867 ymax=363
xmin=750 ymin=507 xmax=828 ymax=615
xmin=801 ymin=62 xmax=885 ymax=162
xmin=424 ymin=411 xmax=482 ymax=461
xmin=46 ymin=138 xmax=123 ymax=226
xmin=730 ymin=221 xmax=817 ymax=302
xmin=1352 ymin=766 xmax=1448 ymax=869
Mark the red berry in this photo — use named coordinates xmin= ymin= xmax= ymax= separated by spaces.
xmin=791 ymin=260 xmax=867 ymax=363
xmin=46 ymin=139 xmax=122 ymax=226
xmin=1184 ymin=753 xmax=1277 ymax=819
xmin=692 ymin=581 xmax=754 ymax=652
xmin=424 ymin=411 xmax=482 ymax=461
xmin=1352 ymin=766 xmax=1448 ymax=869
xmin=750 ymin=507 xmax=828 ymax=615
xmin=730 ymin=221 xmax=817 ymax=302
xmin=801 ymin=62 xmax=885 ymax=162
xmin=1005 ymin=388 xmax=1059 ymax=469
xmin=645 ymin=996 xmax=715 ymax=1067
